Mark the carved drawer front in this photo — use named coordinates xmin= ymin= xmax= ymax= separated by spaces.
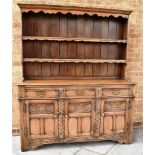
xmin=65 ymin=89 xmax=94 ymax=98
xmin=64 ymin=99 xmax=93 ymax=137
xmin=100 ymin=99 xmax=127 ymax=135
xmin=103 ymin=88 xmax=129 ymax=97
xmin=26 ymin=100 xmax=59 ymax=138
xmin=25 ymin=88 xmax=58 ymax=98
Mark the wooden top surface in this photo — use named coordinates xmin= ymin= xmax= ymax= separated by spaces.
xmin=19 ymin=80 xmax=136 ymax=86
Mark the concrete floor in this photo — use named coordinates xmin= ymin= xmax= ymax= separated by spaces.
xmin=12 ymin=129 xmax=143 ymax=155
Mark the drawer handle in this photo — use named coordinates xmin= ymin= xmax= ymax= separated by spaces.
xmin=112 ymin=91 xmax=120 ymax=95
xmin=37 ymin=91 xmax=45 ymax=97
xmin=76 ymin=90 xmax=85 ymax=95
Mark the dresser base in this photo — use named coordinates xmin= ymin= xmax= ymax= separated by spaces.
xmin=18 ymin=80 xmax=135 ymax=152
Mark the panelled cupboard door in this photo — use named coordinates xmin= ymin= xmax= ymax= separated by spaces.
xmin=100 ymin=98 xmax=129 ymax=135
xmin=23 ymin=100 xmax=59 ymax=140
xmin=64 ymin=99 xmax=94 ymax=138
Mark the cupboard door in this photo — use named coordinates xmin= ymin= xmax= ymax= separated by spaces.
xmin=100 ymin=98 xmax=128 ymax=135
xmin=64 ymin=99 xmax=93 ymax=138
xmin=24 ymin=100 xmax=59 ymax=139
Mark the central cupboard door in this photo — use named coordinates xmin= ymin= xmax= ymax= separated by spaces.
xmin=27 ymin=100 xmax=59 ymax=139
xmin=64 ymin=99 xmax=94 ymax=138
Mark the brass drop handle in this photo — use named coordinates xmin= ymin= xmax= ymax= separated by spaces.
xmin=65 ymin=114 xmax=68 ymax=118
xmin=54 ymin=114 xmax=58 ymax=118
xmin=37 ymin=91 xmax=45 ymax=97
xmin=112 ymin=91 xmax=120 ymax=95
xmin=76 ymin=90 xmax=85 ymax=96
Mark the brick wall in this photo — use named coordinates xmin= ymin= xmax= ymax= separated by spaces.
xmin=13 ymin=0 xmax=143 ymax=131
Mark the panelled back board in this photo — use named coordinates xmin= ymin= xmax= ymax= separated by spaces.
xmin=22 ymin=11 xmax=127 ymax=79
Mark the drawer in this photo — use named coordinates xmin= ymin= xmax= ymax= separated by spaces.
xmin=25 ymin=89 xmax=58 ymax=98
xmin=65 ymin=89 xmax=94 ymax=98
xmin=103 ymin=88 xmax=129 ymax=97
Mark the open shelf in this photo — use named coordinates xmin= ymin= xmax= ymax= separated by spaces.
xmin=22 ymin=9 xmax=128 ymax=80
xmin=23 ymin=58 xmax=126 ymax=64
xmin=22 ymin=36 xmax=127 ymax=44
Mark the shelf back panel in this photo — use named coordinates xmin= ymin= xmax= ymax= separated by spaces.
xmin=23 ymin=62 xmax=125 ymax=79
xmin=22 ymin=12 xmax=128 ymax=40
xmin=23 ymin=41 xmax=126 ymax=60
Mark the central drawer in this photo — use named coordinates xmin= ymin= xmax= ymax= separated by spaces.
xmin=65 ymin=89 xmax=95 ymax=98
xmin=25 ymin=88 xmax=58 ymax=98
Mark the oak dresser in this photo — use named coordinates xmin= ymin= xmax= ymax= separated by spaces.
xmin=18 ymin=4 xmax=135 ymax=151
